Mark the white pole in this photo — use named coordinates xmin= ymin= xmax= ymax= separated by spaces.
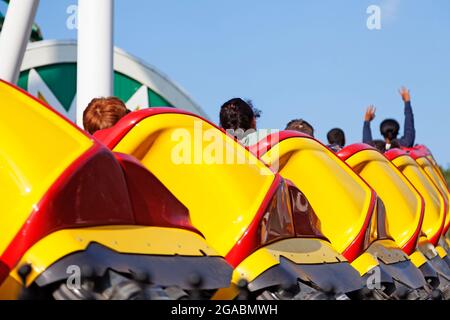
xmin=0 ymin=0 xmax=40 ymax=84
xmin=76 ymin=0 xmax=114 ymax=126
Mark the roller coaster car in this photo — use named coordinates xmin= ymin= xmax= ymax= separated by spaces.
xmin=338 ymin=144 xmax=450 ymax=297
xmin=95 ymin=109 xmax=365 ymax=300
xmin=404 ymin=145 xmax=450 ymax=253
xmin=250 ymin=131 xmax=432 ymax=300
xmin=385 ymin=149 xmax=449 ymax=262
xmin=0 ymin=80 xmax=232 ymax=300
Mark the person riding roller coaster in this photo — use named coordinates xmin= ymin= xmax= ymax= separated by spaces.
xmin=285 ymin=119 xmax=315 ymax=138
xmin=83 ymin=97 xmax=131 ymax=135
xmin=326 ymin=128 xmax=346 ymax=153
xmin=363 ymin=87 xmax=416 ymax=151
xmin=219 ymin=98 xmax=279 ymax=146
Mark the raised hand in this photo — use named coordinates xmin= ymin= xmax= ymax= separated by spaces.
xmin=399 ymin=86 xmax=411 ymax=103
xmin=364 ymin=105 xmax=376 ymax=122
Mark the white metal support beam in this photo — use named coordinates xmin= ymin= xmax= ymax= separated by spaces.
xmin=0 ymin=0 xmax=40 ymax=84
xmin=76 ymin=0 xmax=114 ymax=126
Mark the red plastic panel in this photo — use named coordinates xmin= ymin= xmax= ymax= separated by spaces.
xmin=337 ymin=143 xmax=378 ymax=161
xmin=385 ymin=148 xmax=408 ymax=161
xmin=401 ymin=145 xmax=431 ymax=160
xmin=341 ymin=190 xmax=377 ymax=262
xmin=94 ymin=108 xmax=222 ymax=149
xmin=0 ymin=144 xmax=136 ymax=274
xmin=225 ymin=175 xmax=283 ymax=267
xmin=402 ymin=196 xmax=425 ymax=255
xmin=225 ymin=176 xmax=331 ymax=268
xmin=284 ymin=180 xmax=328 ymax=241
xmin=248 ymin=130 xmax=312 ymax=158
xmin=114 ymin=153 xmax=202 ymax=236
xmin=250 ymin=135 xmax=379 ymax=262
xmin=0 ymin=261 xmax=9 ymax=287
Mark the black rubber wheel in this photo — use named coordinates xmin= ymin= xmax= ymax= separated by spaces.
xmin=255 ymin=281 xmax=333 ymax=300
xmin=51 ymin=270 xmax=155 ymax=300
xmin=390 ymin=280 xmax=434 ymax=300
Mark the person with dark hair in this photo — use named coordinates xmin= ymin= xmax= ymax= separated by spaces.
xmin=363 ymin=87 xmax=416 ymax=150
xmin=327 ymin=128 xmax=345 ymax=152
xmin=219 ymin=98 xmax=269 ymax=146
xmin=368 ymin=139 xmax=387 ymax=153
xmin=219 ymin=98 xmax=258 ymax=132
xmin=285 ymin=119 xmax=315 ymax=137
xmin=380 ymin=118 xmax=400 ymax=143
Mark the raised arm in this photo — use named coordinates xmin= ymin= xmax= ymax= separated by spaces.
xmin=363 ymin=105 xmax=376 ymax=143
xmin=398 ymin=87 xmax=416 ymax=147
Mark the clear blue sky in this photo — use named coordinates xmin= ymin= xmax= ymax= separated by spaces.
xmin=16 ymin=1 xmax=450 ymax=165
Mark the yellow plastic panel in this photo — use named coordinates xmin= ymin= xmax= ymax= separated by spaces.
xmin=366 ymin=239 xmax=409 ymax=264
xmin=409 ymin=250 xmax=428 ymax=268
xmin=427 ymin=155 xmax=448 ymax=185
xmin=350 ymin=252 xmax=379 ymax=277
xmin=0 ymin=81 xmax=93 ymax=254
xmin=416 ymin=157 xmax=450 ymax=233
xmin=113 ymin=113 xmax=275 ymax=257
xmin=435 ymin=246 xmax=447 ymax=259
xmin=392 ymin=155 xmax=445 ymax=243
xmin=9 ymin=226 xmax=217 ymax=287
xmin=0 ymin=275 xmax=21 ymax=300
xmin=417 ymin=158 xmax=449 ymax=199
xmin=261 ymin=138 xmax=372 ymax=254
xmin=231 ymin=238 xmax=344 ymax=284
xmin=346 ymin=150 xmax=422 ymax=249
xmin=212 ymin=237 xmax=343 ymax=300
